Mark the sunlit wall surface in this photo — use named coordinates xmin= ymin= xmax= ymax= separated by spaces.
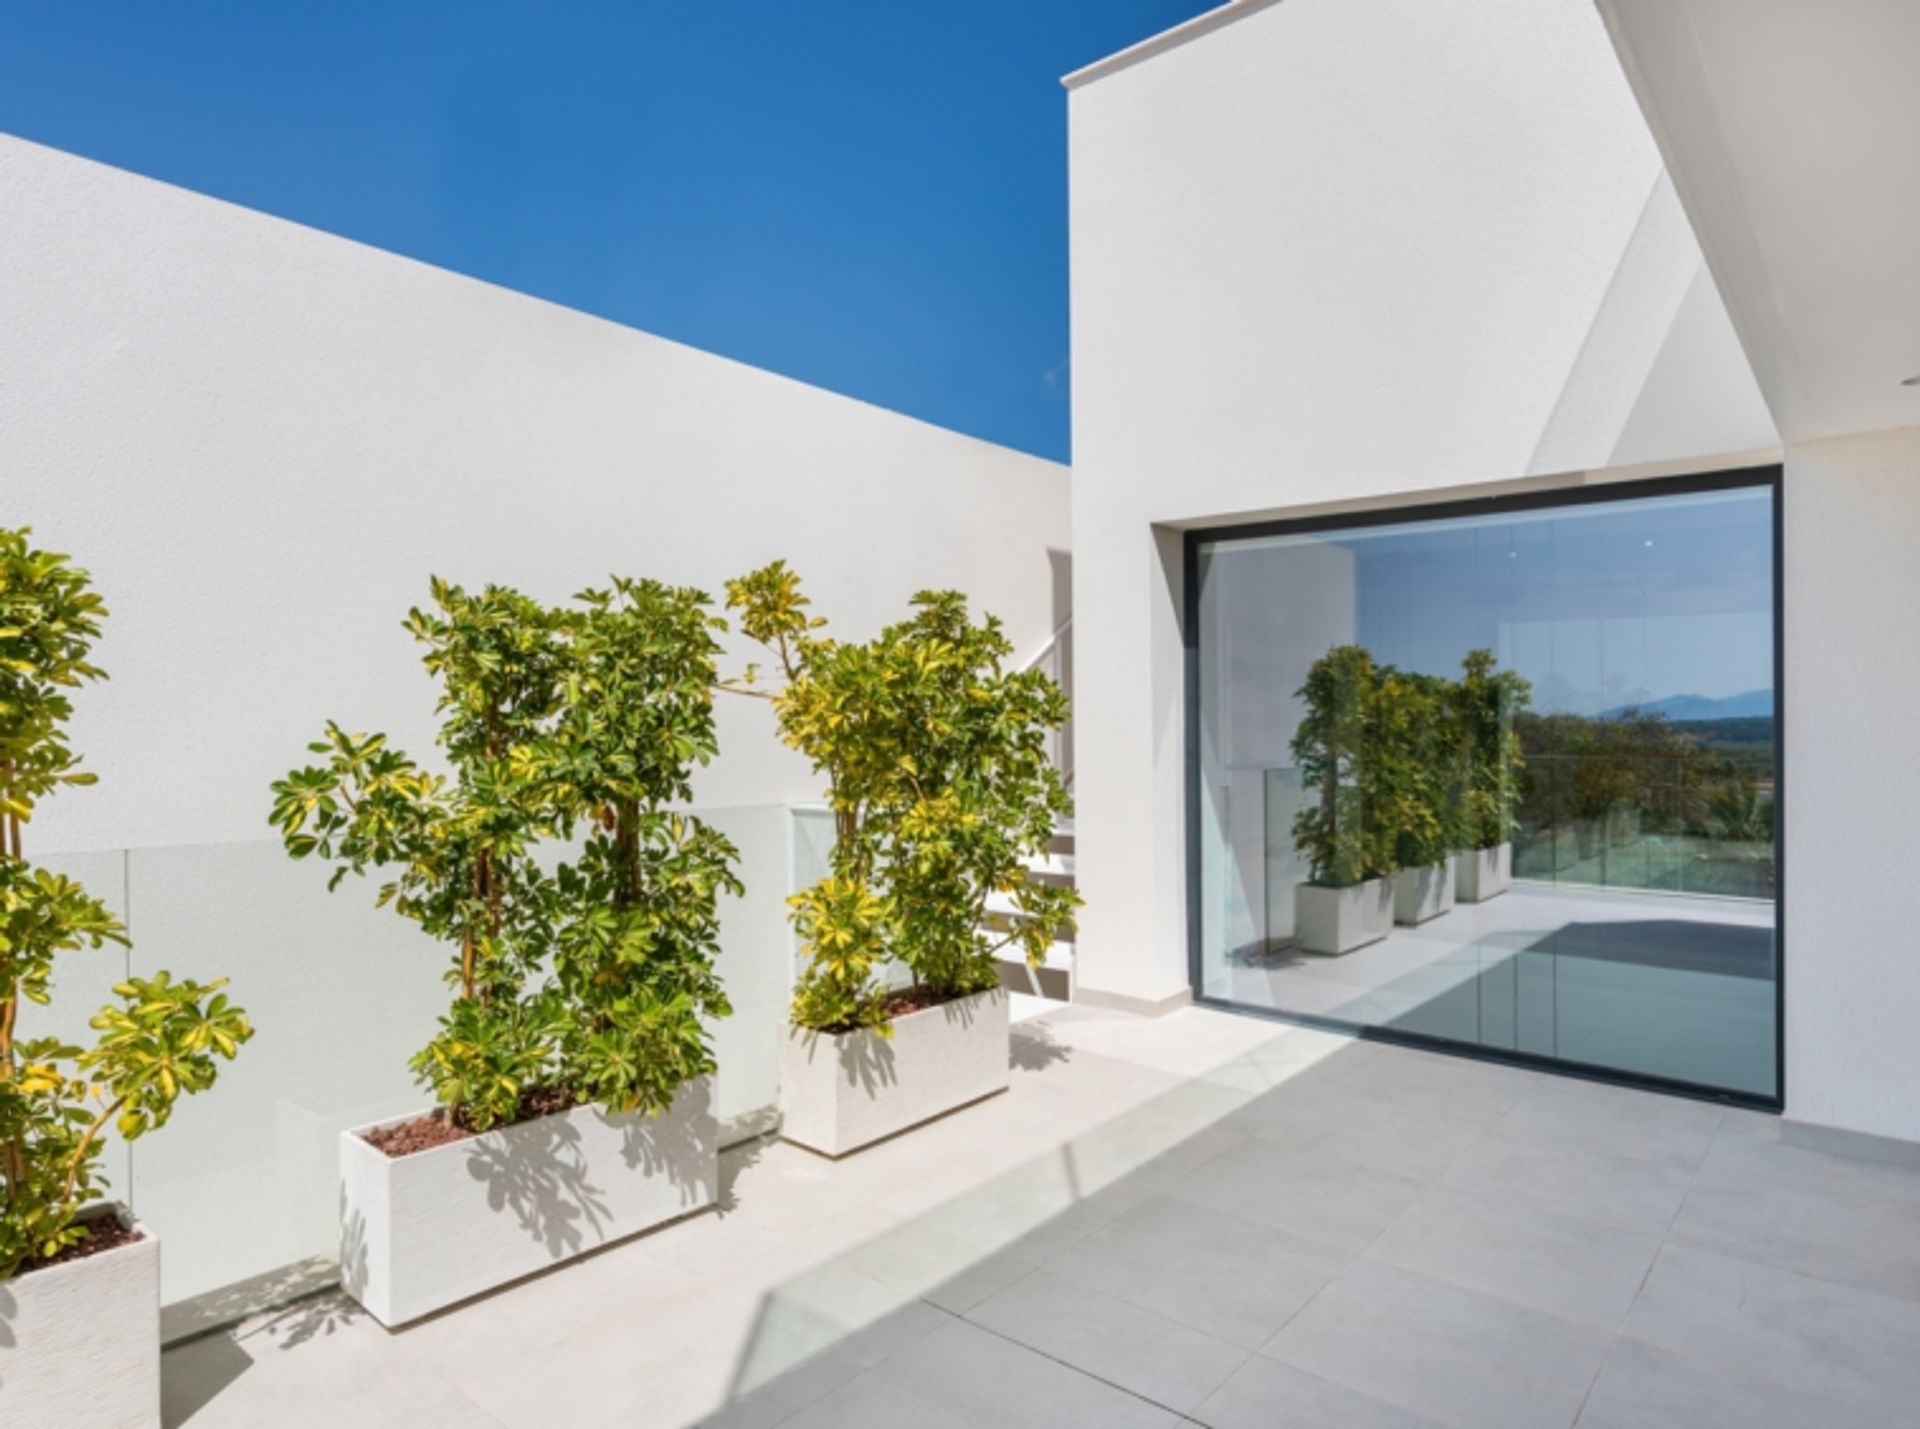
xmin=1193 ymin=476 xmax=1778 ymax=1100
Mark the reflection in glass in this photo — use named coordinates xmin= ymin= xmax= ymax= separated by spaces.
xmin=1194 ymin=482 xmax=1777 ymax=1098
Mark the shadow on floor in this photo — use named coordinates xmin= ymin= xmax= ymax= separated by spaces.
xmin=699 ymin=1014 xmax=1374 ymax=1425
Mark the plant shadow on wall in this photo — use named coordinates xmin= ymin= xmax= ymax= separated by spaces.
xmin=461 ymin=1113 xmax=609 ymax=1260
xmin=0 ymin=528 xmax=253 ymax=1282
xmin=270 ymin=575 xmax=740 ymax=1246
xmin=723 ymin=561 xmax=1078 ymax=1041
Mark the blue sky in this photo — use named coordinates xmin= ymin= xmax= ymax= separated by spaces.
xmin=0 ymin=2 xmax=1217 ymax=464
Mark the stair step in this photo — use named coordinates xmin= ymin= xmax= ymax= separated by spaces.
xmin=993 ymin=942 xmax=1074 ymax=1001
xmin=1025 ymin=852 xmax=1075 ymax=879
xmin=981 ymin=901 xmax=1076 ymax=944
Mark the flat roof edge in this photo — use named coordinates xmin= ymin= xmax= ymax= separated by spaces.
xmin=1062 ymin=0 xmax=1283 ymax=91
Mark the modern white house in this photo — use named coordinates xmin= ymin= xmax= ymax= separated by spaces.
xmin=1067 ymin=0 xmax=1920 ymax=1150
xmin=6 ymin=1 xmax=1920 ymax=1424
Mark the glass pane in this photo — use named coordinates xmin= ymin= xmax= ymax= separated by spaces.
xmin=1194 ymin=482 xmax=1777 ymax=1099
xmin=26 ymin=809 xmax=808 ymax=1336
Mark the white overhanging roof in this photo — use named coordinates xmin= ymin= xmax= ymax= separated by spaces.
xmin=1061 ymin=0 xmax=1281 ymax=90
xmin=1598 ymin=0 xmax=1920 ymax=444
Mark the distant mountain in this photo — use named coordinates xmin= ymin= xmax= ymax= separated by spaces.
xmin=1599 ymin=689 xmax=1774 ymax=721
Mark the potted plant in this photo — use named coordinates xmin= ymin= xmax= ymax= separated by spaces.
xmin=1290 ymin=645 xmax=1395 ymax=954
xmin=726 ymin=562 xmax=1076 ymax=1157
xmin=269 ymin=577 xmax=735 ymax=1327
xmin=1382 ymin=669 xmax=1459 ymax=925
xmin=1453 ymin=649 xmax=1530 ymax=902
xmin=1 ymin=528 xmax=251 ymax=1426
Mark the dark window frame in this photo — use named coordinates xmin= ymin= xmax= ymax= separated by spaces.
xmin=1181 ymin=464 xmax=1785 ymax=1112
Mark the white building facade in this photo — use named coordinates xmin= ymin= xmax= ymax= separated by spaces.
xmin=1068 ymin=0 xmax=1920 ymax=1144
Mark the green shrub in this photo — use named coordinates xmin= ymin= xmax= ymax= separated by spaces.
xmin=1 ymin=529 xmax=251 ymax=1278
xmin=270 ymin=576 xmax=737 ymax=1130
xmin=727 ymin=562 xmax=1077 ymax=1033
xmin=545 ymin=578 xmax=739 ymax=1116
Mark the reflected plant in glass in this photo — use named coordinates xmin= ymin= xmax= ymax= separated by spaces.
xmin=0 ymin=528 xmax=251 ymax=1279
xmin=1290 ymin=644 xmax=1394 ymax=887
xmin=1456 ymin=649 xmax=1530 ymax=853
xmin=1377 ymin=668 xmax=1461 ymax=872
xmin=725 ymin=560 xmax=1076 ymax=1033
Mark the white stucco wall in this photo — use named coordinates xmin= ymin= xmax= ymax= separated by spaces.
xmin=0 ymin=135 xmax=1070 ymax=854
xmin=1065 ymin=0 xmax=1777 ymax=1008
xmin=1781 ymin=426 xmax=1920 ymax=1143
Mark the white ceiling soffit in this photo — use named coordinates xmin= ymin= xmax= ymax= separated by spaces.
xmin=1597 ymin=0 xmax=1920 ymax=443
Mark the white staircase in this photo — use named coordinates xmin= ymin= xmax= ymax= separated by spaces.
xmin=989 ymin=616 xmax=1076 ymax=1002
xmin=990 ymin=817 xmax=1076 ymax=1001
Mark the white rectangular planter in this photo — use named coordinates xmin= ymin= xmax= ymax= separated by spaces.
xmin=1456 ymin=842 xmax=1512 ymax=902
xmin=779 ymin=988 xmax=1009 ymax=1156
xmin=1392 ymin=857 xmax=1457 ymax=925
xmin=1294 ymin=877 xmax=1394 ymax=955
xmin=0 ymin=1204 xmax=159 ymax=1428
xmin=340 ymin=1076 xmax=717 ymax=1327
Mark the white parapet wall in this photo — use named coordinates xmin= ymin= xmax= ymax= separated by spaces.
xmin=0 ymin=133 xmax=1070 ymax=854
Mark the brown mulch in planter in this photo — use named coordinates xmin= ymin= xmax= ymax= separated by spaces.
xmin=814 ymin=984 xmax=981 ymax=1035
xmin=881 ymin=985 xmax=974 ymax=1019
xmin=16 ymin=1214 xmax=142 ymax=1276
xmin=361 ymin=1085 xmax=580 ymax=1159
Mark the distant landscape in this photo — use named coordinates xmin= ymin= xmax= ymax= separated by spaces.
xmin=1599 ymin=688 xmax=1774 ymax=721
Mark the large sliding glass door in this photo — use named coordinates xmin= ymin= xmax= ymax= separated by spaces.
xmin=1188 ymin=471 xmax=1780 ymax=1104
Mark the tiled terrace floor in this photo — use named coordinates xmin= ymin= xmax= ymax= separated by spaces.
xmin=164 ymin=1002 xmax=1920 ymax=1428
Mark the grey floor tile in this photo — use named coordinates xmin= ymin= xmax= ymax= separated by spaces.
xmin=1247 ymin=1080 xmax=1493 ymax=1181
xmin=1263 ymin=1259 xmax=1613 ymax=1429
xmin=1006 ymin=1178 xmax=1158 ymax=1262
xmin=451 ymin=1282 xmax=799 ymax=1429
xmin=789 ymin=1316 xmax=1181 ymax=1429
xmin=966 ymin=1267 xmax=1251 ymax=1414
xmin=1326 ymin=1044 xmax=1536 ymax=1127
xmin=777 ymin=1368 xmax=977 ymax=1429
xmin=1163 ymin=1136 xmax=1427 ymax=1253
xmin=160 ymin=1316 xmax=507 ymax=1429
xmin=1694 ymin=1123 xmax=1920 ymax=1220
xmin=920 ymin=1245 xmax=1040 ymax=1313
xmin=1668 ymin=1179 xmax=1920 ymax=1303
xmin=1436 ymin=1121 xmax=1695 ymax=1237
xmin=694 ymin=1302 xmax=950 ymax=1429
xmin=1625 ymin=1243 xmax=1920 ymax=1421
xmin=1490 ymin=1079 xmax=1724 ymax=1172
xmin=1574 ymin=1337 xmax=1902 ymax=1429
xmin=1048 ymin=1194 xmax=1345 ymax=1348
xmin=1191 ymin=1355 xmax=1448 ymax=1429
xmin=1363 ymin=1184 xmax=1663 ymax=1328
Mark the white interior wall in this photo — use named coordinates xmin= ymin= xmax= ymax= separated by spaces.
xmin=1781 ymin=425 xmax=1920 ymax=1143
xmin=1197 ymin=539 xmax=1356 ymax=951
xmin=0 ymin=135 xmax=1070 ymax=855
xmin=1066 ymin=0 xmax=1778 ymax=1009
